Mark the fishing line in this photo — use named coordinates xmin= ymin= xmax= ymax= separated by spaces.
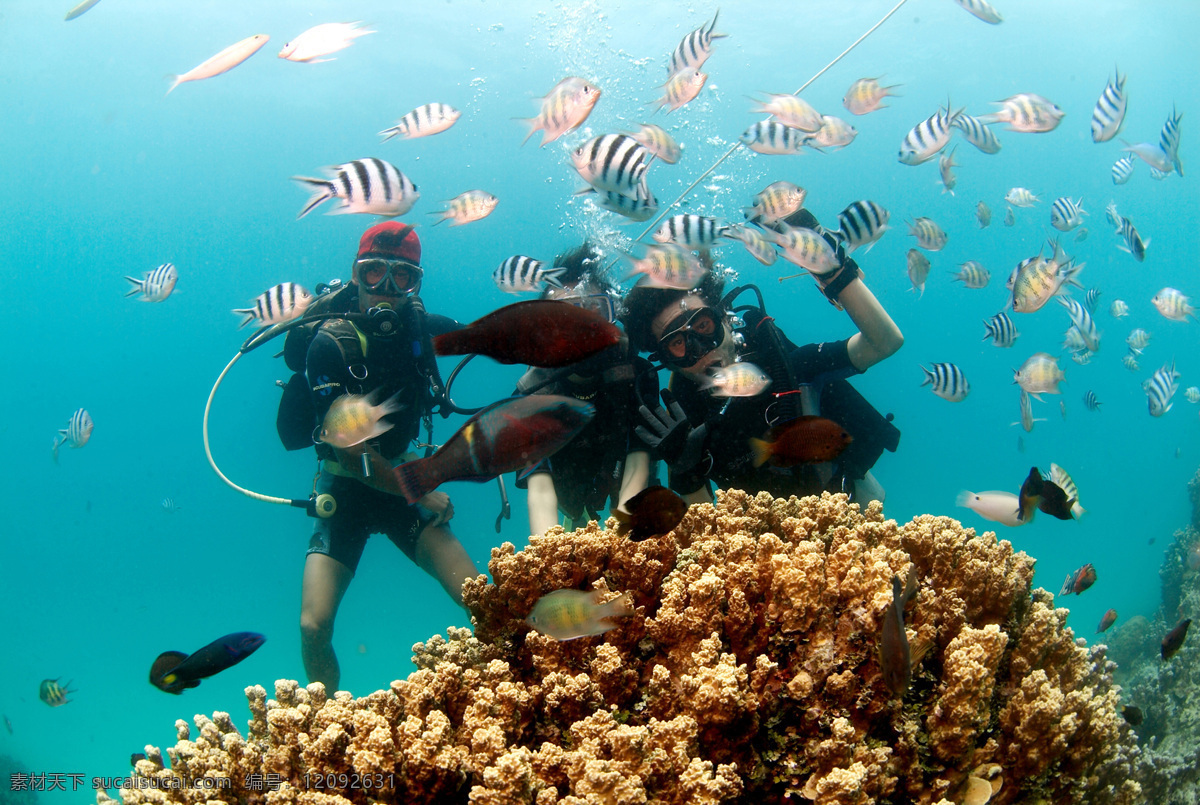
xmin=632 ymin=0 xmax=912 ymax=243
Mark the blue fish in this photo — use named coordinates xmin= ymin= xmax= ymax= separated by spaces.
xmin=150 ymin=632 xmax=265 ymax=694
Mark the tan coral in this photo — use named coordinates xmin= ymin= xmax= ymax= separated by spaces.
xmin=119 ymin=491 xmax=1145 ymax=805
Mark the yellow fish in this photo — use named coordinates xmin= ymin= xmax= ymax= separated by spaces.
xmin=318 ymin=390 xmax=404 ymax=448
xmin=525 ymin=589 xmax=634 ymax=641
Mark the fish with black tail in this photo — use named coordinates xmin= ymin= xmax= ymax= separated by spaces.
xmin=880 ymin=573 xmax=919 ymax=697
xmin=1121 ymin=705 xmax=1143 ymax=726
xmin=612 ymin=486 xmax=687 ymax=542
xmin=150 ymin=632 xmax=265 ymax=694
xmin=1162 ymin=619 xmax=1191 ymax=660
xmin=394 ymin=396 xmax=594 ymax=505
xmin=434 ymin=300 xmax=619 ymax=368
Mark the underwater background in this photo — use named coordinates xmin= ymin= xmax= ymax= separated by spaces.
xmin=1 ymin=0 xmax=1196 ymax=801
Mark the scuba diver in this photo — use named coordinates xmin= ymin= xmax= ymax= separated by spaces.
xmin=513 ymin=243 xmax=661 ymax=535
xmin=282 ymin=221 xmax=478 ymax=693
xmin=620 ymin=209 xmax=904 ymax=506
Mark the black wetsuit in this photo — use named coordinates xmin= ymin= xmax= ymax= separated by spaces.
xmin=515 ymin=341 xmax=660 ymax=522
xmin=304 ymin=300 xmax=458 ymax=571
xmin=667 ymin=309 xmax=894 ymax=499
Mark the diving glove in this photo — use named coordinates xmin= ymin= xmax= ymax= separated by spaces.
xmin=635 ymin=388 xmax=709 ymax=475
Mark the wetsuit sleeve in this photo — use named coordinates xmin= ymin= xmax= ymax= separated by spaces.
xmin=306 ymin=328 xmax=353 ymax=423
xmin=786 ymin=337 xmax=861 ymax=386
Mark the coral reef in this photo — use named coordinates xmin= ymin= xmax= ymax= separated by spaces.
xmin=0 ymin=753 xmax=40 ymax=805
xmin=1111 ymin=464 xmax=1200 ymax=804
xmin=113 ymin=491 xmax=1144 ymax=805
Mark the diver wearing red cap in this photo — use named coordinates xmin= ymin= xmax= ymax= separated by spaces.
xmin=299 ymin=222 xmax=476 ymax=693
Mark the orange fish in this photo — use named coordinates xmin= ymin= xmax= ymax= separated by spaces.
xmin=433 ymin=300 xmax=620 ymax=368
xmin=749 ymin=415 xmax=852 ymax=468
xmin=1060 ymin=563 xmax=1097 ymax=596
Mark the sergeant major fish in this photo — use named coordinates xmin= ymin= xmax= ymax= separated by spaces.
xmin=979 ymin=93 xmax=1064 ymax=133
xmin=953 ymin=0 xmax=1003 ymax=24
xmin=380 ymin=103 xmax=461 ymax=142
xmin=624 ymin=244 xmax=707 ymax=289
xmin=750 ymin=94 xmax=823 ymax=132
xmin=1144 ymin=361 xmax=1180 ymax=417
xmin=578 ymin=187 xmax=658 ymax=222
xmin=1058 ymin=297 xmax=1101 ymax=353
xmin=982 ymin=311 xmax=1019 ymax=348
xmin=1111 ymin=155 xmax=1136 ymax=184
xmin=952 ymin=261 xmax=989 ymax=289
xmin=907 ymin=249 xmax=931 ymax=298
xmin=572 ymin=134 xmax=650 ymax=200
xmin=745 ymin=181 xmax=806 ymax=223
xmin=898 ymin=104 xmax=958 ymax=165
xmin=667 ymin=10 xmax=727 ymax=75
xmin=938 ymin=147 xmax=959 ymax=195
xmin=654 ymin=67 xmax=707 ymax=114
xmin=1152 ymin=288 xmax=1196 ymax=322
xmin=842 ymin=77 xmax=900 ymax=115
xmin=517 ymin=77 xmax=600 ymax=147
xmin=1115 ymin=215 xmax=1149 ymax=262
xmin=740 ymin=121 xmax=806 ymax=155
xmin=951 ymin=113 xmax=1002 ymax=154
xmin=920 ymin=363 xmax=969 ymax=402
xmin=318 ymin=389 xmax=406 ymax=448
xmin=233 ymin=282 xmax=313 ymax=328
xmin=836 ymin=200 xmax=889 ymax=254
xmin=493 ymin=256 xmax=565 ymax=294
xmin=125 ymin=263 xmax=178 ymax=302
xmin=292 ymin=159 xmax=418 ymax=218
xmin=724 ymin=225 xmax=777 ymax=266
xmin=1090 ymin=68 xmax=1128 ymax=143
xmin=1005 ymin=187 xmax=1039 ymax=207
xmin=39 ymin=678 xmax=76 ymax=707
xmin=431 ymin=190 xmax=498 ymax=227
xmin=772 ymin=225 xmax=840 ymax=275
xmin=653 ymin=214 xmax=729 ymax=248
xmin=52 ymin=408 xmax=94 ymax=463
xmin=1050 ymin=197 xmax=1086 ymax=232
xmin=907 ymin=217 xmax=948 ymax=251
xmin=802 ymin=115 xmax=857 ymax=150
xmin=626 ymin=123 xmax=681 ymax=164
xmin=1013 ymin=352 xmax=1065 ymax=399
xmin=976 ymin=201 xmax=992 ymax=228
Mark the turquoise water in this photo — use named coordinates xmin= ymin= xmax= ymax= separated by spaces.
xmin=2 ymin=0 xmax=1196 ymax=800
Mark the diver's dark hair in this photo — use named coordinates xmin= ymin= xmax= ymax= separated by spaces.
xmin=619 ymin=258 xmax=726 ymax=354
xmin=542 ymin=241 xmax=616 ymax=297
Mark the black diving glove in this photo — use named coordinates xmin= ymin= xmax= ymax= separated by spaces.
xmin=635 ymin=388 xmax=709 ymax=475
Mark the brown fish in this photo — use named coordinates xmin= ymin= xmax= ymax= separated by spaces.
xmin=612 ymin=485 xmax=687 ymax=541
xmin=880 ymin=573 xmax=919 ymax=697
xmin=1017 ymin=466 xmax=1043 ymax=522
xmin=1018 ymin=466 xmax=1075 ymax=521
xmin=433 ymin=300 xmax=621 ymax=368
xmin=1096 ymin=608 xmax=1117 ymax=633
xmin=749 ymin=415 xmax=852 ymax=468
xmin=1162 ymin=619 xmax=1191 ymax=660
xmin=1121 ymin=705 xmax=1143 ymax=726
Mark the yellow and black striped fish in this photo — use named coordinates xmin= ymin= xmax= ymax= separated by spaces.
xmin=39 ymin=678 xmax=75 ymax=707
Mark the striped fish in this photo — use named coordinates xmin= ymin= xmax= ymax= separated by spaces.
xmin=379 ymin=103 xmax=461 ymax=142
xmin=571 ymin=135 xmax=650 ymax=200
xmin=667 ymin=10 xmax=727 ymax=75
xmin=1126 ymin=328 xmax=1151 ymax=354
xmin=1058 ymin=297 xmax=1101 ymax=353
xmin=430 ymin=190 xmax=498 ymax=226
xmin=517 ymin=77 xmax=601 ymax=147
xmin=843 ymin=77 xmax=900 ymax=116
xmin=920 ymin=363 xmax=970 ymax=402
xmin=739 ymin=121 xmax=805 ymax=155
xmin=745 ymin=181 xmax=806 ymax=224
xmin=1111 ymin=155 xmax=1136 ymax=184
xmin=1122 ymin=353 xmax=1140 ymax=371
xmin=654 ymin=67 xmax=707 ymax=113
xmin=1159 ymin=106 xmax=1184 ymax=176
xmin=1151 ymin=287 xmax=1196 ymax=322
xmin=772 ymin=225 xmax=840 ymax=274
xmin=161 ymin=497 xmax=180 ymax=513
xmin=1003 ymin=206 xmax=1015 ymax=226
xmin=724 ymin=225 xmax=777 ymax=266
xmin=800 ymin=115 xmax=857 ymax=150
xmin=292 ymin=159 xmax=419 ymax=218
xmin=1009 ymin=243 xmax=1084 ymax=314
xmin=626 ymin=123 xmax=681 ymax=164
xmin=953 ymin=0 xmax=1003 ymax=23
xmin=1070 ymin=350 xmax=1093 ymax=366
xmin=1187 ymin=387 xmax=1200 ymax=404
xmin=1090 ymin=69 xmax=1128 ymax=143
xmin=1014 ymin=389 xmax=1044 ymax=432
xmin=750 ymin=94 xmax=822 ymax=132
xmin=982 ymin=311 xmax=1019 ymax=348
xmin=977 ymin=201 xmax=992 ymax=228
xmin=1150 ymin=167 xmax=1170 ymax=181
xmin=124 ymin=263 xmax=178 ymax=302
xmin=938 ymin=147 xmax=958 ymax=194
xmin=577 ymin=187 xmax=658 ymax=222
xmin=493 ymin=256 xmax=565 ymax=294
xmin=836 ymin=200 xmax=889 ymax=254
xmin=624 ymin=244 xmax=707 ymax=290
xmin=1083 ymin=390 xmax=1102 ymax=412
xmin=1115 ymin=216 xmax=1148 ymax=262
xmin=1063 ymin=326 xmax=1087 ymax=354
xmin=1084 ymin=287 xmax=1102 ymax=313
xmin=1005 ymin=187 xmax=1039 ymax=207
xmin=952 ymin=261 xmax=990 ymax=289
xmin=898 ymin=105 xmax=958 ymax=165
xmin=1110 ymin=299 xmax=1129 ymax=318
xmin=951 ymin=113 xmax=1002 ymax=154
xmin=907 ymin=249 xmax=931 ymax=298
xmin=233 ymin=283 xmax=313 ymax=328
xmin=652 ymin=214 xmax=728 ymax=248
xmin=907 ymin=217 xmax=948 ymax=251
xmin=52 ymin=408 xmax=94 ymax=463
xmin=1050 ymin=197 xmax=1086 ymax=232
xmin=1014 ymin=353 xmax=1065 ymax=398
xmin=1144 ymin=361 xmax=1180 ymax=417
xmin=1050 ymin=464 xmax=1085 ymax=518
xmin=979 ymin=93 xmax=1064 ymax=133
xmin=1104 ymin=200 xmax=1121 ymax=228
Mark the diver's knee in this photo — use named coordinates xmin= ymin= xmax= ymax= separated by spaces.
xmin=299 ymin=613 xmax=333 ymax=645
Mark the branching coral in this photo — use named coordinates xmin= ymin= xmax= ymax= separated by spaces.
xmin=114 ymin=491 xmax=1144 ymax=805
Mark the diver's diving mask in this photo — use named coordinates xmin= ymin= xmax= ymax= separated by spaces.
xmin=656 ymin=306 xmax=726 ymax=369
xmin=355 ymin=257 xmax=423 ymax=295
xmin=558 ymin=292 xmax=616 ymax=323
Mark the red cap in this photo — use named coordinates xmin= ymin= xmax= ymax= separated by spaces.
xmin=356 ymin=222 xmax=421 ymax=264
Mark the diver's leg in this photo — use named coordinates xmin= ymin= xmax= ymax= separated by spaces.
xmin=300 ymin=553 xmax=353 ymax=693
xmin=525 ymin=472 xmax=560 ymax=536
xmin=413 ymin=524 xmax=478 ymax=607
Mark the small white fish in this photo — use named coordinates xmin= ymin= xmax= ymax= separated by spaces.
xmin=952 ymin=114 xmax=1002 ymax=155
xmin=64 ymin=0 xmax=101 ymax=21
xmin=52 ymin=408 xmax=94 ymax=463
xmin=843 ymin=77 xmax=900 ymax=115
xmin=380 ymin=103 xmax=461 ymax=142
xmin=976 ymin=201 xmax=992 ymax=228
xmin=292 ymin=159 xmax=419 ymax=219
xmin=1185 ymin=387 xmax=1200 ymax=404
xmin=907 ymin=250 xmax=931 ymax=298
xmin=167 ymin=34 xmax=270 ymax=95
xmin=1126 ymin=328 xmax=1151 ymax=353
xmin=957 ymin=491 xmax=1023 ymax=527
xmin=1013 ymin=353 xmax=1065 ymax=399
xmin=921 ymin=363 xmax=969 ymax=402
xmin=654 ymin=67 xmax=707 ymax=114
xmin=898 ymin=105 xmax=957 ymax=165
xmin=982 ymin=311 xmax=1019 ymax=348
xmin=319 ymin=389 xmax=405 ymax=448
xmin=739 ymin=121 xmax=806 ymax=155
xmin=751 ymin=94 xmax=822 ymax=132
xmin=953 ymin=261 xmax=990 ymax=289
xmin=1109 ymin=299 xmax=1129 ymax=318
xmin=979 ymin=93 xmax=1064 ymax=133
xmin=233 ymin=283 xmax=313 ymax=328
xmin=953 ymin=0 xmax=1004 ymax=24
xmin=803 ymin=115 xmax=857 ymax=150
xmin=493 ymin=256 xmax=565 ymax=294
xmin=1003 ymin=206 xmax=1015 ymax=227
xmin=938 ymin=147 xmax=958 ymax=195
xmin=430 ymin=190 xmax=498 ymax=227
xmin=124 ymin=263 xmax=178 ymax=302
xmin=1111 ymin=155 xmax=1136 ymax=184
xmin=653 ymin=214 xmax=728 ymax=248
xmin=1005 ymin=187 xmax=1039 ymax=207
xmin=572 ymin=135 xmax=650 ymax=200
xmin=624 ymin=244 xmax=707 ymax=290
xmin=907 ymin=217 xmax=948 ymax=251
xmin=1090 ymin=69 xmax=1128 ymax=143
xmin=667 ymin=10 xmax=727 ymax=75
xmin=518 ymin=77 xmax=601 ymax=147
xmin=1152 ymin=288 xmax=1196 ymax=322
xmin=278 ymin=22 xmax=374 ymax=63
xmin=836 ymin=200 xmax=889 ymax=254
xmin=626 ymin=124 xmax=681 ymax=164
xmin=1050 ymin=197 xmax=1086 ymax=232
xmin=700 ymin=362 xmax=772 ymax=397
xmin=1122 ymin=353 xmax=1139 ymax=371
xmin=1075 ymin=227 xmax=1089 ymax=242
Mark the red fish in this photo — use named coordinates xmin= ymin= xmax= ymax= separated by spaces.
xmin=612 ymin=485 xmax=687 ymax=541
xmin=1162 ymin=619 xmax=1191 ymax=660
xmin=749 ymin=415 xmax=852 ymax=468
xmin=394 ymin=396 xmax=594 ymax=505
xmin=1060 ymin=563 xmax=1097 ymax=596
xmin=1096 ymin=608 xmax=1117 ymax=633
xmin=433 ymin=300 xmax=620 ymax=368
